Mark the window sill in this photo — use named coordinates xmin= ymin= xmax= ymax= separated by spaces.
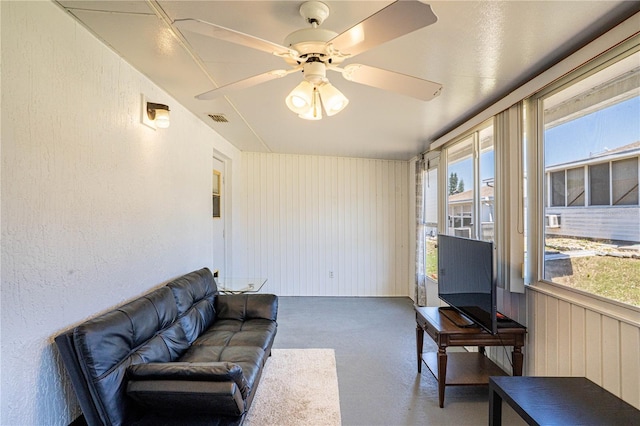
xmin=526 ymin=280 xmax=640 ymax=327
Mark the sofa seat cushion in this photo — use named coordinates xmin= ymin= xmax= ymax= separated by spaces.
xmin=194 ymin=319 xmax=277 ymax=353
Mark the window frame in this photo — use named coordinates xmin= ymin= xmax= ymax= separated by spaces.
xmin=526 ymin=36 xmax=640 ymax=309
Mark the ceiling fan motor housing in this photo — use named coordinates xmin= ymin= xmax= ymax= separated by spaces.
xmin=299 ymin=1 xmax=330 ymax=26
xmin=303 ymin=61 xmax=327 ymax=84
xmin=283 ymin=1 xmax=341 ymax=66
xmin=284 ymin=28 xmax=337 ymax=59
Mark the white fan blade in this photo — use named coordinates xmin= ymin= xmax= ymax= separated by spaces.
xmin=329 ymin=1 xmax=437 ymax=58
xmin=175 ymin=18 xmax=296 ymax=57
xmin=341 ymin=64 xmax=442 ymax=101
xmin=196 ymin=69 xmax=299 ymax=100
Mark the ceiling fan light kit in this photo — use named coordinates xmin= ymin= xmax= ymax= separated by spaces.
xmin=284 ymin=59 xmax=349 ymax=119
xmin=286 ymin=80 xmax=348 ymax=120
xmin=176 ymin=0 xmax=442 ymax=121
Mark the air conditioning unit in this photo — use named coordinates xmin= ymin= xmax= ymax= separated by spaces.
xmin=454 ymin=227 xmax=472 ymax=238
xmin=546 ymin=214 xmax=561 ymax=228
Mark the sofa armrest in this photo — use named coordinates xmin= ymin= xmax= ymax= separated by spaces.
xmin=127 ymin=362 xmax=248 ymax=398
xmin=216 ymin=294 xmax=278 ymax=322
xmin=54 ymin=332 xmax=105 ymax=426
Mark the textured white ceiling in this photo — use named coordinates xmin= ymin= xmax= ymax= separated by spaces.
xmin=57 ymin=1 xmax=639 ymax=160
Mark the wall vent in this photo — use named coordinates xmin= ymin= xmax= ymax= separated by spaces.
xmin=208 ymin=114 xmax=229 ymax=123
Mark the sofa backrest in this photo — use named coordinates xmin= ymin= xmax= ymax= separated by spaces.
xmin=167 ymin=268 xmax=218 ymax=344
xmin=63 ymin=268 xmax=216 ymax=426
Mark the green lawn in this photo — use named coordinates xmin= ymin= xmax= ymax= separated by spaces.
xmin=545 ymin=255 xmax=640 ymax=307
xmin=426 ymin=240 xmax=438 ymax=279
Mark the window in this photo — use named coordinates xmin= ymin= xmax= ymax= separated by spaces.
xmin=613 ymin=157 xmax=639 ymax=205
xmin=550 ymin=171 xmax=565 ymax=206
xmin=566 ymin=167 xmax=584 ymax=206
xmin=445 ymin=121 xmax=495 ymax=241
xmin=424 ymin=163 xmax=439 ymax=282
xmin=589 ymin=163 xmax=610 ymax=205
xmin=479 ymin=125 xmax=495 ymax=243
xmin=540 ymin=47 xmax=640 ymax=307
xmin=447 ymin=136 xmax=474 ymax=237
xmin=212 ymin=170 xmax=221 ymax=218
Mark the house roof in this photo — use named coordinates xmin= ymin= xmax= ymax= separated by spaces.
xmin=547 ymin=140 xmax=640 ymax=171
xmin=448 ymin=184 xmax=494 ymax=204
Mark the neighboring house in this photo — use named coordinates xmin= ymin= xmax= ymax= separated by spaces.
xmin=447 ymin=180 xmax=495 ymax=240
xmin=545 ymin=141 xmax=640 ymax=242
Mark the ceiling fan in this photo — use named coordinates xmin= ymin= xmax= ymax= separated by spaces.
xmin=174 ymin=1 xmax=443 ymax=120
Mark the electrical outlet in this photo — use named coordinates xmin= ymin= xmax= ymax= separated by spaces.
xmin=329 ymin=271 xmax=334 ymax=278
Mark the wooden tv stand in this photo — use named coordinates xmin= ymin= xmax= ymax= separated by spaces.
xmin=415 ymin=306 xmax=526 ymax=408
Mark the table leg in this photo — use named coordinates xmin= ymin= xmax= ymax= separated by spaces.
xmin=416 ymin=324 xmax=424 ymax=373
xmin=437 ymin=347 xmax=447 ymax=408
xmin=512 ymin=345 xmax=523 ymax=376
xmin=488 ymin=382 xmax=502 ymax=426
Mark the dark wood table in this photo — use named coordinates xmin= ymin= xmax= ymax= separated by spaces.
xmin=489 ymin=376 xmax=640 ymax=425
xmin=415 ymin=306 xmax=526 ymax=408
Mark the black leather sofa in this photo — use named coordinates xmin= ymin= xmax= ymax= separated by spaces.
xmin=55 ymin=268 xmax=278 ymax=426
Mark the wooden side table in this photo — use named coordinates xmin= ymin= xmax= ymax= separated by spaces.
xmin=415 ymin=306 xmax=526 ymax=408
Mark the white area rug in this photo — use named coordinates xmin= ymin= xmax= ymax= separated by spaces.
xmin=244 ymin=348 xmax=342 ymax=426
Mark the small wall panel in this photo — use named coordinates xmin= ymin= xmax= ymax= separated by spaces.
xmin=570 ymin=304 xmax=586 ymax=376
xmin=620 ymin=322 xmax=640 ymax=408
xmin=527 ymin=287 xmax=640 ymax=409
xmin=241 ymin=153 xmax=410 ymax=296
xmin=557 ymin=300 xmax=572 ymax=375
xmin=585 ymin=310 xmax=603 ymax=385
xmin=546 ymin=297 xmax=559 ymax=375
xmin=601 ymin=316 xmax=621 ymax=396
xmin=533 ymin=292 xmax=548 ymax=375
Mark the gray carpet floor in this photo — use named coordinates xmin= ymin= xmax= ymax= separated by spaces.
xmin=273 ymin=296 xmax=526 ymax=426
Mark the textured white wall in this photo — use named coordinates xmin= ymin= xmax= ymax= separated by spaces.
xmin=241 ymin=152 xmax=411 ymax=296
xmin=0 ymin=2 xmax=241 ymax=424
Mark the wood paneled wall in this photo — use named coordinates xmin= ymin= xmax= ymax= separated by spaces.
xmin=241 ymin=153 xmax=411 ymax=296
xmin=527 ymin=286 xmax=640 ymax=409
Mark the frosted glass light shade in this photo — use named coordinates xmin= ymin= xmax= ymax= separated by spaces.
xmin=285 ymin=80 xmax=314 ymax=115
xmin=154 ymin=108 xmax=171 ymax=128
xmin=317 ymin=82 xmax=349 ymax=116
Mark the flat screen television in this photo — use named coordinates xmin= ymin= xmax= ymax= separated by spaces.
xmin=437 ymin=233 xmax=497 ymax=334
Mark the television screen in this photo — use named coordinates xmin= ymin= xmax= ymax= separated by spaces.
xmin=437 ymin=234 xmax=497 ymax=334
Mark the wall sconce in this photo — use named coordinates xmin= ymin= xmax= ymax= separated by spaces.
xmin=141 ymin=94 xmax=170 ymax=129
